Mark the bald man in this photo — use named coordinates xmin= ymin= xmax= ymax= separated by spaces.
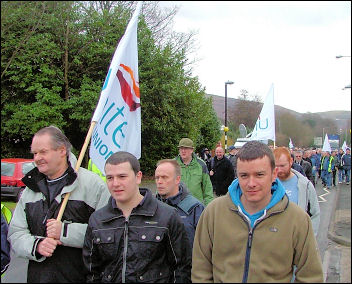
xmin=209 ymin=147 xmax=235 ymax=196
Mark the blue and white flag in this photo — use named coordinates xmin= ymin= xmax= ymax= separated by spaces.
xmin=289 ymin=137 xmax=294 ymax=149
xmin=89 ymin=2 xmax=142 ymax=175
xmin=250 ymin=84 xmax=276 ymax=141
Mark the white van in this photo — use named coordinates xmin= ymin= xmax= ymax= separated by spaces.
xmin=233 ymin=138 xmax=268 ymax=149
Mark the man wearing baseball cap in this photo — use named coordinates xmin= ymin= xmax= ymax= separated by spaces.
xmin=175 ymin=138 xmax=214 ymax=206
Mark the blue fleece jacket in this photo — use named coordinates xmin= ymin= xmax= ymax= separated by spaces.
xmin=228 ymin=178 xmax=286 ymax=228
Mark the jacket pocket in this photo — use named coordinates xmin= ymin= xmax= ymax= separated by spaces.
xmin=93 ymin=228 xmax=122 ymax=260
xmin=137 ymin=227 xmax=167 ymax=259
xmin=136 ymin=266 xmax=170 ymax=283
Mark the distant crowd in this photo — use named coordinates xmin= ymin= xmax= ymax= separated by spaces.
xmin=199 ymin=144 xmax=351 ymax=188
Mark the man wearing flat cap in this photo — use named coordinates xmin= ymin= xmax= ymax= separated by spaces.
xmin=175 ymin=138 xmax=214 ymax=206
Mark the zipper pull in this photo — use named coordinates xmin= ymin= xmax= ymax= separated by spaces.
xmin=248 ymin=231 xmax=253 ymax=248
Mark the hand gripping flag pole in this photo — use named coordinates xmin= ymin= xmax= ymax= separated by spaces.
xmin=56 ymin=2 xmax=142 ymax=222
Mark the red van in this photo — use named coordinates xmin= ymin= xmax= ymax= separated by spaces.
xmin=1 ymin=158 xmax=35 ymax=201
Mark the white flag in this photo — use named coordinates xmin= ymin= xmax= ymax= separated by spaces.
xmin=342 ymin=141 xmax=347 ymax=152
xmin=89 ymin=2 xmax=142 ymax=175
xmin=289 ymin=137 xmax=294 ymax=149
xmin=322 ymin=134 xmax=332 ymax=153
xmin=250 ymin=84 xmax=276 ymax=141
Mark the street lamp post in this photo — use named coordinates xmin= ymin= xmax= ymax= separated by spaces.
xmin=224 ymin=80 xmax=234 ymax=151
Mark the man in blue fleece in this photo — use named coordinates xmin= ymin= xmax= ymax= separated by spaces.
xmin=192 ymin=141 xmax=323 ymax=282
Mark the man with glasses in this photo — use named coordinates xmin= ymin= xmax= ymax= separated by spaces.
xmin=175 ymin=138 xmax=213 ymax=206
xmin=294 ymin=150 xmax=314 ymax=187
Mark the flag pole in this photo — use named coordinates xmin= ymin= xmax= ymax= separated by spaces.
xmin=56 ymin=1 xmax=142 ymax=222
xmin=56 ymin=121 xmax=97 ymax=222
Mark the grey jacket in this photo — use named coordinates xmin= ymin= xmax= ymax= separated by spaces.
xmin=8 ymin=165 xmax=110 ymax=282
xmin=291 ymin=169 xmax=320 ymax=236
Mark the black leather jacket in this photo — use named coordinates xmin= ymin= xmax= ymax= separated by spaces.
xmin=83 ymin=188 xmax=192 ymax=283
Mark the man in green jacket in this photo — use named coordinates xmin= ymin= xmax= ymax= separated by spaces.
xmin=192 ymin=141 xmax=324 ymax=282
xmin=175 ymin=138 xmax=213 ymax=206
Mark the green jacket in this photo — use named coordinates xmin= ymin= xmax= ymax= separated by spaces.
xmin=192 ymin=193 xmax=324 ymax=283
xmin=175 ymin=154 xmax=213 ymax=206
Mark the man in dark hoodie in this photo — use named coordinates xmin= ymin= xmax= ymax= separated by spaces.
xmin=209 ymin=147 xmax=235 ymax=196
xmin=155 ymin=159 xmax=204 ymax=248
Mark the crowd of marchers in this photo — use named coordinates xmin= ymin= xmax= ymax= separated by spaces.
xmin=1 ymin=128 xmax=351 ymax=282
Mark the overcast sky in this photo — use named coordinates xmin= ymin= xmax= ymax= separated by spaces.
xmin=159 ymin=1 xmax=351 ymax=114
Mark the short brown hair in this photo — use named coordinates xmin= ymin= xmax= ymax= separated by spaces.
xmin=156 ymin=159 xmax=181 ymax=177
xmin=105 ymin=151 xmax=140 ymax=174
xmin=237 ymin=141 xmax=275 ymax=171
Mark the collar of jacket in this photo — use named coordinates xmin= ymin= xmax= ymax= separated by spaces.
xmin=177 ymin=153 xmax=198 ymax=166
xmin=102 ymin=188 xmax=157 ymax=222
xmin=225 ymin=191 xmax=289 ymax=220
xmin=227 ymin=178 xmax=288 ymax=215
xmin=213 ymin=156 xmax=227 ymax=164
xmin=22 ymin=163 xmax=77 ymax=193
xmin=291 ymin=168 xmax=305 ymax=179
xmin=155 ymin=182 xmax=189 ymax=206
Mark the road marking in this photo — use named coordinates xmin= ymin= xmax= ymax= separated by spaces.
xmin=318 ymin=187 xmax=330 ymax=203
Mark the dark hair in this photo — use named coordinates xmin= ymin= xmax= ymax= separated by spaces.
xmin=237 ymin=141 xmax=275 ymax=171
xmin=34 ymin=125 xmax=72 ymax=157
xmin=105 ymin=151 xmax=140 ymax=174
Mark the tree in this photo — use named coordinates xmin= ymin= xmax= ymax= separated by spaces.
xmin=228 ymin=89 xmax=262 ymax=140
xmin=1 ymin=1 xmax=219 ymax=175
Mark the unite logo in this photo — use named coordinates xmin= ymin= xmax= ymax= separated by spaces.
xmin=117 ymin=63 xmax=140 ymax=112
xmin=255 ymin=115 xmax=269 ymax=130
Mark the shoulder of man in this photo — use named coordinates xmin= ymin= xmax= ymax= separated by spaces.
xmin=75 ymin=167 xmax=109 ymax=206
xmin=291 ymin=168 xmax=309 ymax=185
xmin=87 ymin=197 xmax=114 ymax=224
xmin=77 ymin=167 xmax=106 ymax=185
xmin=301 ymin=159 xmax=311 ymax=167
xmin=178 ymin=194 xmax=204 ymax=215
xmin=286 ymin=198 xmax=313 ymax=220
xmin=193 ymin=155 xmax=210 ymax=173
xmin=224 ymin=155 xmax=233 ymax=164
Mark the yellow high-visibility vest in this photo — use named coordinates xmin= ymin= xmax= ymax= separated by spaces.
xmin=1 ymin=203 xmax=12 ymax=224
xmin=88 ymin=159 xmax=106 ymax=182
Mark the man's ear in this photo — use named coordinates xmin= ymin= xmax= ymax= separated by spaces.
xmin=272 ymin=166 xmax=278 ymax=183
xmin=176 ymin=175 xmax=181 ymax=184
xmin=59 ymin=146 xmax=67 ymax=157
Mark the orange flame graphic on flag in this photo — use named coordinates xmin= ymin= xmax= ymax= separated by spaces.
xmin=117 ymin=64 xmax=140 ymax=111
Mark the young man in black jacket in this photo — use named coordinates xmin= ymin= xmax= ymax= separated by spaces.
xmin=83 ymin=152 xmax=192 ymax=283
